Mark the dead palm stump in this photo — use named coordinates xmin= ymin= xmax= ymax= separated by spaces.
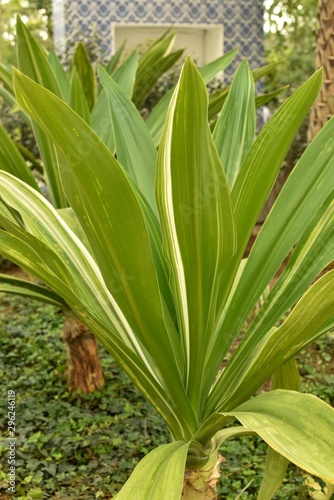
xmin=62 ymin=314 xmax=104 ymax=393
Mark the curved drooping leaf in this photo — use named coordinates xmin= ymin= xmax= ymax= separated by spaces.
xmin=13 ymin=70 xmax=198 ymax=435
xmin=114 ymin=441 xmax=189 ymax=500
xmin=229 ymin=391 xmax=334 ymax=485
xmin=156 ymin=58 xmax=236 ymax=416
xmin=194 ymin=390 xmax=334 ymax=486
xmin=0 ymin=274 xmax=67 ymax=308
xmin=0 ymin=173 xmax=190 ymax=440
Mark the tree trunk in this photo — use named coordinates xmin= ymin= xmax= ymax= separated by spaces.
xmin=182 ymin=454 xmax=225 ymax=499
xmin=62 ymin=314 xmax=104 ymax=393
xmin=309 ymin=0 xmax=334 ymax=140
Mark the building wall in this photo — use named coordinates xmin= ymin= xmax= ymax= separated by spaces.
xmin=53 ymin=0 xmax=264 ymax=80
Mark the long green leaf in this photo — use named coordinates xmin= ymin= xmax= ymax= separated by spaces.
xmin=213 ymin=59 xmax=256 ymax=189
xmin=69 ymin=67 xmax=91 ymax=124
xmin=132 ymin=31 xmax=181 ymax=107
xmin=232 ymin=68 xmax=322 ymax=257
xmin=48 ymin=48 xmax=70 ymax=102
xmin=245 ymin=194 xmax=334 ymax=345
xmin=203 ymin=69 xmax=323 ymax=393
xmin=91 ymin=51 xmax=138 ymax=151
xmin=195 ymin=390 xmax=334 ymax=486
xmin=72 ymin=42 xmax=96 ymax=111
xmin=15 ymin=16 xmax=67 ymax=208
xmin=208 ymin=270 xmax=334 ymax=413
xmin=16 ymin=16 xmax=62 ymax=98
xmin=0 ymin=123 xmax=40 ymax=190
xmin=208 ymin=60 xmax=282 ymax=121
xmin=114 ymin=441 xmax=189 ymax=500
xmin=0 ymin=185 xmax=179 ymax=445
xmin=13 ymin=70 xmax=198 ymax=437
xmin=229 ymin=391 xmax=334 ymax=485
xmin=258 ymin=358 xmax=300 ymax=500
xmin=146 ymin=48 xmax=238 ymax=147
xmin=0 ymin=63 xmax=14 ymax=92
xmin=218 ymin=109 xmax=334 ymax=354
xmin=156 ymin=58 xmax=236 ymax=417
xmin=98 ymin=65 xmax=157 ymax=212
xmin=0 ymin=274 xmax=67 ymax=308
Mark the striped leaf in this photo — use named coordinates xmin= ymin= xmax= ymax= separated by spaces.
xmin=217 ymin=110 xmax=334 ymax=358
xmin=114 ymin=442 xmax=189 ymax=500
xmin=213 ymin=59 xmax=256 ymax=189
xmin=0 ymin=274 xmax=67 ymax=308
xmin=0 ymin=172 xmax=191 ymax=439
xmin=132 ymin=31 xmax=182 ymax=107
xmin=208 ymin=270 xmax=334 ymax=413
xmin=226 ymin=391 xmax=334 ymax=485
xmin=13 ymin=70 xmax=198 ymax=436
xmin=156 ymin=58 xmax=236 ymax=416
xmin=202 ymin=69 xmax=324 ymax=396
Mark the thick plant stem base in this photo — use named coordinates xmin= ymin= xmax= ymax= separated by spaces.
xmin=182 ymin=454 xmax=225 ymax=499
xmin=62 ymin=315 xmax=104 ymax=393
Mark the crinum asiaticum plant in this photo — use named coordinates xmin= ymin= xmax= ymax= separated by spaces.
xmin=0 ymin=57 xmax=334 ymax=499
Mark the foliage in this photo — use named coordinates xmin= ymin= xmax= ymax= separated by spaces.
xmin=0 ymin=0 xmax=52 ymax=65
xmin=1 ymin=293 xmax=333 ymax=499
xmin=0 ymin=18 xmax=234 ymax=209
xmin=264 ymin=0 xmax=318 ymax=100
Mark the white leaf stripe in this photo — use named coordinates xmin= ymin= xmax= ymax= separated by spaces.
xmin=158 ymin=78 xmax=190 ymax=379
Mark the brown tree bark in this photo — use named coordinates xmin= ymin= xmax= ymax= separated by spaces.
xmin=62 ymin=314 xmax=104 ymax=393
xmin=182 ymin=454 xmax=225 ymax=499
xmin=309 ymin=0 xmax=334 ymax=140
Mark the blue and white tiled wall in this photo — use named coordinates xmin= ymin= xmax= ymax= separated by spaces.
xmin=53 ymin=0 xmax=264 ymax=81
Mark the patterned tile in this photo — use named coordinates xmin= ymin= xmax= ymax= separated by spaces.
xmin=54 ymin=0 xmax=264 ymax=83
